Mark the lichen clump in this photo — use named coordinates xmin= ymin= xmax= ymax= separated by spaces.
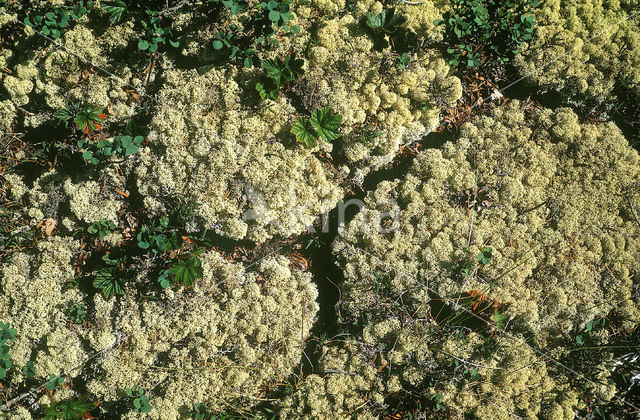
xmin=515 ymin=0 xmax=640 ymax=112
xmin=0 ymin=240 xmax=318 ymax=419
xmin=320 ymin=102 xmax=640 ymax=417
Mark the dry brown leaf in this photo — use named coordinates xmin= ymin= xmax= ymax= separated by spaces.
xmin=36 ymin=218 xmax=57 ymax=237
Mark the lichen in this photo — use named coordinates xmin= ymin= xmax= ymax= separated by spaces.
xmin=328 ymin=101 xmax=640 ymax=417
xmin=0 ymin=236 xmax=85 ymax=376
xmin=514 ymin=0 xmax=640 ymax=113
xmin=84 ymin=252 xmax=318 ymax=419
xmin=135 ymin=66 xmax=345 ymax=243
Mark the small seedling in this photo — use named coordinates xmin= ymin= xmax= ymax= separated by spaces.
xmin=87 ymin=219 xmax=116 ymax=239
xmin=43 ymin=397 xmax=94 ymax=420
xmin=365 ymin=7 xmax=406 ymax=34
xmin=45 ymin=374 xmax=65 ymax=390
xmin=64 ymin=303 xmax=87 ymax=324
xmin=430 ymin=392 xmax=446 ymax=412
xmin=170 ymin=254 xmax=203 ymax=287
xmin=434 ymin=0 xmax=538 ymax=68
xmin=54 ymin=103 xmax=107 ymax=135
xmin=126 ymin=387 xmax=152 ymax=413
xmin=22 ymin=361 xmax=35 ymax=378
xmin=157 ymin=269 xmax=173 ymax=289
xmin=305 ymin=237 xmax=326 ymax=249
xmin=576 ymin=317 xmax=606 ymax=345
xmin=136 ymin=216 xmax=180 ymax=253
xmin=491 ymin=309 xmax=508 ymax=329
xmin=477 ymin=247 xmax=492 ymax=265
xmin=93 ymin=255 xmax=126 ymax=299
xmin=0 ymin=322 xmax=17 ymax=379
xmin=190 ymin=403 xmax=213 ymax=419
xmin=256 ymin=54 xmax=304 ymax=100
xmin=138 ymin=11 xmax=179 ymax=53
xmin=373 ymin=273 xmax=393 ymax=297
xmin=460 ymin=262 xmax=474 ymax=277
xmin=291 ymin=107 xmax=342 ymax=146
xmin=396 ymin=52 xmax=410 ymax=68
xmin=261 ymin=0 xmax=294 ymax=28
xmin=78 ymin=135 xmax=143 ymax=165
xmin=23 ymin=1 xmax=91 ymax=39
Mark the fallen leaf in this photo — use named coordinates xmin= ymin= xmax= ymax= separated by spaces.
xmin=36 ymin=218 xmax=57 ymax=237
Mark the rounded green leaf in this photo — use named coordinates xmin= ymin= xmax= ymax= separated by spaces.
xmin=138 ymin=39 xmax=150 ymax=50
xmin=269 ymin=10 xmax=280 ymax=22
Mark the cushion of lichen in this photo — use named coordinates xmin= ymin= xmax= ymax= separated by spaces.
xmin=514 ymin=0 xmax=640 ymax=113
xmin=84 ymin=252 xmax=318 ymax=419
xmin=293 ymin=1 xmax=461 ymax=179
xmin=18 ymin=169 xmax=124 ymax=225
xmin=134 ymin=66 xmax=344 ymax=243
xmin=281 ymin=328 xmax=582 ymax=419
xmin=328 ymin=102 xmax=640 ymax=416
xmin=0 ymin=12 xmax=140 ymax=128
xmin=335 ymin=101 xmax=640 ymax=333
xmin=0 ymin=236 xmax=86 ymax=379
xmin=279 ymin=339 xmax=380 ymax=419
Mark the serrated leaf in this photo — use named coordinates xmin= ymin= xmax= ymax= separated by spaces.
xmin=170 ymin=256 xmax=203 ymax=287
xmin=310 ymin=107 xmax=341 ymax=142
xmin=291 ymin=117 xmax=317 ymax=147
xmin=103 ymin=0 xmax=127 ymax=23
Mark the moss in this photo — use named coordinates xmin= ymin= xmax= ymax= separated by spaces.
xmin=298 ymin=11 xmax=461 ymax=178
xmin=3 ymin=171 xmax=27 ymax=200
xmin=4 ymin=21 xmax=138 ymax=126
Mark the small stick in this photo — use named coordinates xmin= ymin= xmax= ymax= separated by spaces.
xmin=467 ymin=210 xmax=475 ymax=248
xmin=114 ymin=189 xmax=129 ymax=198
xmin=627 ymin=195 xmax=640 ymax=228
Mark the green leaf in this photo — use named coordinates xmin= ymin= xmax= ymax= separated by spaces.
xmin=291 ymin=117 xmax=317 ymax=147
xmin=158 ymin=270 xmax=173 ymax=289
xmin=212 ymin=39 xmax=224 ymax=50
xmin=93 ymin=268 xmax=125 ymax=299
xmin=82 ymin=150 xmax=94 ymax=161
xmin=170 ymin=255 xmax=203 ymax=287
xmin=102 ymin=0 xmax=127 ymax=23
xmin=477 ymin=247 xmax=492 ymax=264
xmin=138 ymin=39 xmax=150 ymax=50
xmin=310 ymin=107 xmax=341 ymax=142
xmin=262 ymin=59 xmax=283 ymax=88
xmin=169 ymin=39 xmax=179 ymax=48
xmin=491 ymin=310 xmax=508 ymax=329
xmin=268 ymin=10 xmax=280 ymax=22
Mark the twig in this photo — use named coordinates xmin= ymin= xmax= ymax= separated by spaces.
xmin=627 ymin=195 xmax=640 ymax=228
xmin=467 ymin=210 xmax=474 ymax=248
xmin=398 ymin=0 xmax=424 ymax=4
xmin=158 ymin=0 xmax=193 ymax=16
xmin=323 ymin=369 xmax=356 ymax=375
